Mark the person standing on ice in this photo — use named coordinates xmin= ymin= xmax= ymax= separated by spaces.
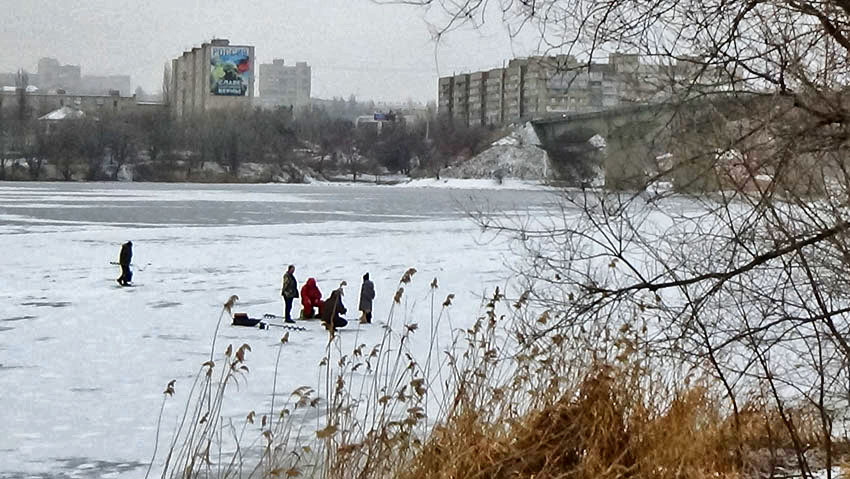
xmin=358 ymin=273 xmax=375 ymax=324
xmin=116 ymin=241 xmax=133 ymax=286
xmin=300 ymin=277 xmax=322 ymax=319
xmin=321 ymin=282 xmax=348 ymax=331
xmin=281 ymin=265 xmax=299 ymax=324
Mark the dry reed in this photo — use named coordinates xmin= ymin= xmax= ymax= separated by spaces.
xmin=149 ymin=273 xmax=846 ymax=479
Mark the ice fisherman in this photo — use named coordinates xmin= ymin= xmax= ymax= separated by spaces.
xmin=358 ymin=273 xmax=375 ymax=324
xmin=116 ymin=241 xmax=133 ymax=286
xmin=321 ymin=282 xmax=348 ymax=331
xmin=281 ymin=265 xmax=299 ymax=324
xmin=300 ymin=278 xmax=322 ymax=319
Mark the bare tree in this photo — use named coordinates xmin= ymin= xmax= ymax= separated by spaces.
xmin=104 ymin=116 xmax=137 ymax=180
xmin=390 ymin=0 xmax=850 ymax=475
xmin=162 ymin=62 xmax=171 ymax=105
xmin=0 ymin=90 xmax=6 ymax=180
xmin=8 ymin=69 xmax=35 ymax=179
xmin=44 ymin=121 xmax=82 ymax=180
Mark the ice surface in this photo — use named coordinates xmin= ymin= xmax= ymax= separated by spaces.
xmin=0 ymin=181 xmax=555 ymax=477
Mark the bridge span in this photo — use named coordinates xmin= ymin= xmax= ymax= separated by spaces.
xmin=529 ymin=104 xmax=673 ymax=188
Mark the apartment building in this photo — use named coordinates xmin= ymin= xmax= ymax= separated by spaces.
xmin=438 ymin=53 xmax=685 ymax=127
xmin=258 ymin=59 xmax=311 ymax=110
xmin=168 ymin=39 xmax=255 ymax=118
xmin=1 ymin=58 xmax=132 ymax=96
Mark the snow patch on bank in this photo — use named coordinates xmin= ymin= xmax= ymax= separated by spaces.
xmin=300 ymin=176 xmax=552 ymax=191
xmin=396 ymin=177 xmax=551 ymax=190
xmin=441 ymin=122 xmax=553 ymax=181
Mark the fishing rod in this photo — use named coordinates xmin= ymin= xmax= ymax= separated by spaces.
xmin=109 ymin=261 xmax=151 ymax=271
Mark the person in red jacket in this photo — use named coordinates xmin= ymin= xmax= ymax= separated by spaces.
xmin=300 ymin=278 xmax=323 ymax=319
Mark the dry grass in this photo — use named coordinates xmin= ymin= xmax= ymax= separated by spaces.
xmin=401 ymin=366 xmax=837 ymax=479
xmin=150 ymin=274 xmax=846 ymax=479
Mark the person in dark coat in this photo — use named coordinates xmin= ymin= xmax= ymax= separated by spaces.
xmin=116 ymin=241 xmax=133 ymax=286
xmin=300 ymin=277 xmax=323 ymax=319
xmin=358 ymin=273 xmax=375 ymax=324
xmin=320 ymin=283 xmax=348 ymax=331
xmin=281 ymin=265 xmax=299 ymax=323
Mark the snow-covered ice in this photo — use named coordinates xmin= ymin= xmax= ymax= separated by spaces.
xmin=0 ymin=181 xmax=555 ymax=477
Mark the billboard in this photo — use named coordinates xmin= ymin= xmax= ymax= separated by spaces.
xmin=210 ymin=46 xmax=252 ymax=96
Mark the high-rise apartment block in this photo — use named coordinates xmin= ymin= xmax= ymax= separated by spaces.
xmin=258 ymin=59 xmax=311 ymax=110
xmin=168 ymin=39 xmax=255 ymax=118
xmin=439 ymin=53 xmax=687 ymax=127
xmin=37 ymin=57 xmax=80 ymax=91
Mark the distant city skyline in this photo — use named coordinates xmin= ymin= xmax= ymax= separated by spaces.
xmin=0 ymin=0 xmax=543 ymax=102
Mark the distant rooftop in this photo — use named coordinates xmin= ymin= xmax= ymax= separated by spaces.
xmin=39 ymin=106 xmax=86 ymax=121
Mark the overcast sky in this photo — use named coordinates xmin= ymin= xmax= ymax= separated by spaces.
xmin=0 ymin=0 xmax=543 ymax=103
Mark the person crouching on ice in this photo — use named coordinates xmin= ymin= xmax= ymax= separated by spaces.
xmin=300 ymin=278 xmax=322 ymax=319
xmin=321 ymin=282 xmax=348 ymax=332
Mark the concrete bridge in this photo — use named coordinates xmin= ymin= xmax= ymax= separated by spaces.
xmin=530 ymin=103 xmax=675 ymax=188
xmin=528 ymin=94 xmax=763 ymax=188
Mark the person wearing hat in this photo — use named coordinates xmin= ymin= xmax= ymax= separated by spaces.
xmin=300 ymin=277 xmax=323 ymax=319
xmin=321 ymin=281 xmax=348 ymax=331
xmin=358 ymin=273 xmax=375 ymax=324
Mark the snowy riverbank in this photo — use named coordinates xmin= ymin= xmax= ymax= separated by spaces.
xmin=296 ymin=174 xmax=554 ymax=191
xmin=394 ymin=177 xmax=552 ymax=190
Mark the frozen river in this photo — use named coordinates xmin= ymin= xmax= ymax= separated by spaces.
xmin=0 ymin=181 xmax=556 ymax=478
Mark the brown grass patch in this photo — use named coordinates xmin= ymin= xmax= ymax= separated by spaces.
xmin=400 ymin=364 xmax=842 ymax=479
